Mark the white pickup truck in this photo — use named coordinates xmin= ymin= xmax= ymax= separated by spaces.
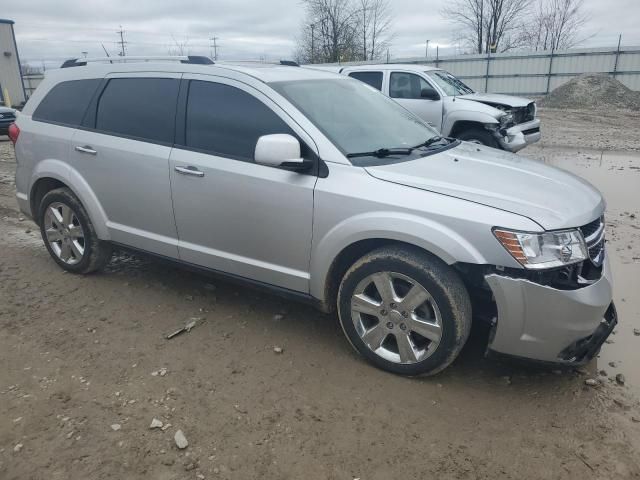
xmin=334 ymin=64 xmax=541 ymax=152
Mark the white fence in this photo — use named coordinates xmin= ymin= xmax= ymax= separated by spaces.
xmin=320 ymin=46 xmax=640 ymax=96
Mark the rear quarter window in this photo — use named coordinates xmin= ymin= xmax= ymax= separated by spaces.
xmin=33 ymin=79 xmax=101 ymax=126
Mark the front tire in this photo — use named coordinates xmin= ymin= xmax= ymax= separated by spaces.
xmin=38 ymin=188 xmax=112 ymax=273
xmin=337 ymin=246 xmax=472 ymax=376
xmin=456 ymin=128 xmax=499 ymax=148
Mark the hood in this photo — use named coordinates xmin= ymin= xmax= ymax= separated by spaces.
xmin=0 ymin=106 xmax=15 ymax=114
xmin=365 ymin=142 xmax=604 ymax=230
xmin=461 ymin=92 xmax=531 ymax=108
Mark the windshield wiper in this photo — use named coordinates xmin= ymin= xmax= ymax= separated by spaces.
xmin=346 ymin=147 xmax=414 ymax=159
xmin=412 ymin=136 xmax=449 ymax=149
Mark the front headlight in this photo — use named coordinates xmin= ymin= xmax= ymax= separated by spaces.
xmin=493 ymin=228 xmax=587 ymax=269
xmin=499 ymin=113 xmax=514 ymax=128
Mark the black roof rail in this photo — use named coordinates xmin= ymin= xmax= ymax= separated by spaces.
xmin=61 ymin=59 xmax=86 ymax=68
xmin=60 ymin=56 xmax=214 ymax=69
xmin=181 ymin=56 xmax=215 ymax=65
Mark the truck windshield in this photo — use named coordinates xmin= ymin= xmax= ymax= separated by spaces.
xmin=269 ymin=78 xmax=441 ymax=162
xmin=426 ymin=71 xmax=474 ymax=96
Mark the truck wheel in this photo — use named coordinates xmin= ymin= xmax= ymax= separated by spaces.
xmin=337 ymin=245 xmax=472 ymax=376
xmin=38 ymin=187 xmax=112 ymax=274
xmin=456 ymin=128 xmax=499 ymax=148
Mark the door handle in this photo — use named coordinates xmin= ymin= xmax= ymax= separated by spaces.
xmin=175 ymin=166 xmax=205 ymax=177
xmin=75 ymin=145 xmax=97 ymax=155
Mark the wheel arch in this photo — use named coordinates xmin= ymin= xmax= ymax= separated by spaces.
xmin=442 ymin=111 xmax=498 ymax=137
xmin=310 ymin=214 xmax=486 ymax=312
xmin=29 ymin=160 xmax=110 ymax=240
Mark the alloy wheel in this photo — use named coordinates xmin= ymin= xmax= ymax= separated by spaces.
xmin=43 ymin=202 xmax=86 ymax=265
xmin=350 ymin=271 xmax=442 ymax=364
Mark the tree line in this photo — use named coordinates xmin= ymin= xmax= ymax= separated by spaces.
xmin=296 ymin=0 xmax=589 ymax=64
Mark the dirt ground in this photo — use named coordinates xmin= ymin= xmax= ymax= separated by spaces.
xmin=1 ymin=108 xmax=640 ymax=479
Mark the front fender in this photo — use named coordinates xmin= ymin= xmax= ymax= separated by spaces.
xmin=441 ymin=109 xmax=500 ymax=137
xmin=309 ymin=211 xmax=487 ymax=302
xmin=30 ymin=159 xmax=110 ymax=240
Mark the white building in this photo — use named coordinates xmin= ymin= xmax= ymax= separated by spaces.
xmin=0 ymin=19 xmax=26 ymax=107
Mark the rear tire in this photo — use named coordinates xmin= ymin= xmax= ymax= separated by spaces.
xmin=456 ymin=128 xmax=499 ymax=148
xmin=337 ymin=245 xmax=472 ymax=376
xmin=38 ymin=187 xmax=112 ymax=273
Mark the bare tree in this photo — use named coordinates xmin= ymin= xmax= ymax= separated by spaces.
xmin=442 ymin=0 xmax=532 ymax=53
xmin=526 ymin=0 xmax=589 ymax=51
xmin=168 ymin=36 xmax=191 ymax=56
xmin=296 ymin=0 xmax=393 ymax=63
xmin=357 ymin=0 xmax=393 ymax=60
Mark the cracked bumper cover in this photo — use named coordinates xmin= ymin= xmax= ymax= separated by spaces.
xmin=485 ymin=255 xmax=615 ymax=365
xmin=494 ymin=119 xmax=541 ymax=153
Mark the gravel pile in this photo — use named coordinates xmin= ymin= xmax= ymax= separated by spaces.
xmin=540 ymin=74 xmax=640 ymax=111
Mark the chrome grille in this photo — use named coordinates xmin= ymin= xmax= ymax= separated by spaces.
xmin=580 ymin=216 xmax=605 ymax=267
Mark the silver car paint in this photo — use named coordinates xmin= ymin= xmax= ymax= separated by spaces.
xmin=69 ymin=71 xmax=182 ymax=258
xmin=308 ymin=161 xmax=542 ymax=302
xmin=486 ymin=255 xmax=613 ymax=362
xmin=14 ymin=61 xmax=611 ymax=366
xmin=169 ymin=73 xmax=318 ymax=292
xmin=365 ymin=141 xmax=605 ymax=230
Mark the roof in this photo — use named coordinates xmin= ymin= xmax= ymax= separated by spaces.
xmin=0 ymin=19 xmax=15 ymax=25
xmin=339 ymin=63 xmax=441 ymax=72
xmin=46 ymin=59 xmax=345 ymax=84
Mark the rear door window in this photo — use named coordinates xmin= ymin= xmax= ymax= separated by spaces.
xmin=33 ymin=79 xmax=101 ymax=126
xmin=184 ymin=80 xmax=294 ymax=161
xmin=95 ymin=78 xmax=180 ymax=144
xmin=348 ymin=71 xmax=384 ymax=91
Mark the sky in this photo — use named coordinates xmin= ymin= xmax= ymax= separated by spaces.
xmin=4 ymin=0 xmax=640 ymax=69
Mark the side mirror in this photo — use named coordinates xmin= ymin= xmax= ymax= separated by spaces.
xmin=421 ymin=88 xmax=440 ymax=101
xmin=255 ymin=134 xmax=311 ymax=171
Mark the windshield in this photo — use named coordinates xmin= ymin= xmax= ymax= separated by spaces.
xmin=426 ymin=71 xmax=474 ymax=96
xmin=269 ymin=78 xmax=440 ymax=161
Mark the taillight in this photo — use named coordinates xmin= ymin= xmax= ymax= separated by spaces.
xmin=8 ymin=123 xmax=20 ymax=145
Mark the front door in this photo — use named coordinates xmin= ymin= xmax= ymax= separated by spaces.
xmin=389 ymin=71 xmax=443 ymax=131
xmin=169 ymin=76 xmax=317 ymax=292
xmin=69 ymin=73 xmax=181 ymax=258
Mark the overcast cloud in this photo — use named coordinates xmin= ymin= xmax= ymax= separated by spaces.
xmin=5 ymin=0 xmax=640 ymax=68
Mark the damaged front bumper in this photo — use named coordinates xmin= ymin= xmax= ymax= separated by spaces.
xmin=493 ymin=119 xmax=541 ymax=153
xmin=485 ymin=255 xmax=615 ymax=365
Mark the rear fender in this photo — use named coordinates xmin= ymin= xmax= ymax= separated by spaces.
xmin=30 ymin=159 xmax=110 ymax=239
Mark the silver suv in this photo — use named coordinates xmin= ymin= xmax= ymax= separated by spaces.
xmin=12 ymin=56 xmax=615 ymax=376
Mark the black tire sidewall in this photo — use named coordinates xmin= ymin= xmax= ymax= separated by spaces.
xmin=38 ymin=189 xmax=98 ymax=273
xmin=457 ymin=128 xmax=499 ymax=148
xmin=338 ymin=253 xmax=467 ymax=376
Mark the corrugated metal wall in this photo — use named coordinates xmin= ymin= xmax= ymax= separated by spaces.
xmin=322 ymin=46 xmax=640 ymax=95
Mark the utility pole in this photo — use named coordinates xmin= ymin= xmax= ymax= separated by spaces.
xmin=117 ymin=26 xmax=127 ymax=56
xmin=425 ymin=39 xmax=430 ymax=58
xmin=310 ymin=23 xmax=315 ymax=64
xmin=210 ymin=36 xmax=219 ymax=60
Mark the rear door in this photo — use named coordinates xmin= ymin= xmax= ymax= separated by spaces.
xmin=69 ymin=73 xmax=181 ymax=257
xmin=389 ymin=71 xmax=443 ymax=131
xmin=169 ymin=75 xmax=317 ymax=292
